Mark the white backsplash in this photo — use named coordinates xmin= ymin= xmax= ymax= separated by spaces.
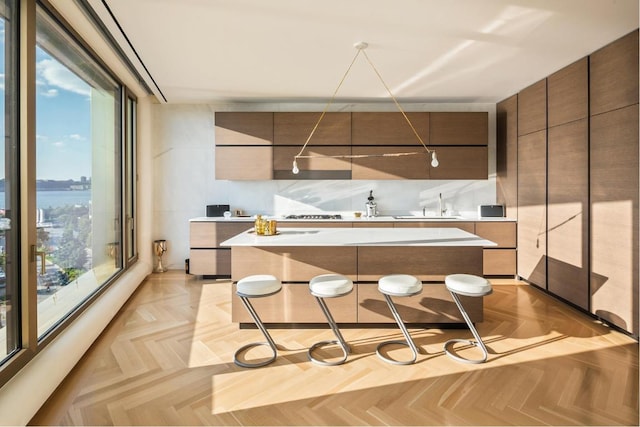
xmin=152 ymin=102 xmax=497 ymax=269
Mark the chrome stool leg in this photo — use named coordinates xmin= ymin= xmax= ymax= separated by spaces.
xmin=308 ymin=296 xmax=350 ymax=366
xmin=376 ymin=294 xmax=420 ymax=365
xmin=444 ymin=291 xmax=489 ymax=364
xmin=234 ymin=295 xmax=278 ymax=368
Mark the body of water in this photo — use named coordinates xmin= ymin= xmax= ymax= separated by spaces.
xmin=0 ymin=190 xmax=91 ymax=209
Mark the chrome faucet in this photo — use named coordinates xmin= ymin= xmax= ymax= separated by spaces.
xmin=438 ymin=193 xmax=447 ymax=216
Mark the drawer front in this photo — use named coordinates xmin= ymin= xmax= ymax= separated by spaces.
xmin=475 ymin=222 xmax=516 ymax=247
xmin=190 ymin=222 xmax=252 ymax=247
xmin=483 ymin=248 xmax=516 ymax=276
xmin=394 ymin=221 xmax=475 ymax=233
xmin=189 ymin=249 xmax=231 ymax=276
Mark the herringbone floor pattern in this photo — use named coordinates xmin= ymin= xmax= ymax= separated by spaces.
xmin=31 ymin=272 xmax=638 ymax=426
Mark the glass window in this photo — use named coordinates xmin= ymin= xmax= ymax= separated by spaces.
xmin=35 ymin=5 xmax=122 ymax=337
xmin=0 ymin=0 xmax=18 ymax=363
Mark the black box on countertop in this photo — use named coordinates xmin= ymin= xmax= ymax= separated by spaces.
xmin=206 ymin=204 xmax=230 ymax=217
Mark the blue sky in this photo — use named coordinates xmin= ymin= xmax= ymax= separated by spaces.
xmin=0 ymin=20 xmax=92 ymax=181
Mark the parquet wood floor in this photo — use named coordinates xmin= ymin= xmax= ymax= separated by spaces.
xmin=30 ymin=272 xmax=638 ymax=426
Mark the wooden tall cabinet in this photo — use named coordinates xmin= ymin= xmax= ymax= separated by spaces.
xmin=496 ymin=95 xmax=518 ymax=219
xmin=517 ymin=79 xmax=547 ymax=289
xmin=546 ymin=58 xmax=589 ymax=310
xmin=589 ymin=29 xmax=639 ymax=336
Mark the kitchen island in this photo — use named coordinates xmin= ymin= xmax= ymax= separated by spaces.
xmin=221 ymin=227 xmax=496 ymax=326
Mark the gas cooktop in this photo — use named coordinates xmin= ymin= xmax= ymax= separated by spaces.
xmin=284 ymin=214 xmax=343 ymax=220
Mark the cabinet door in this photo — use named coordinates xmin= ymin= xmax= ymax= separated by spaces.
xmin=548 ymin=58 xmax=588 ymax=128
xmin=190 ymin=222 xmax=252 ymax=247
xmin=517 ymin=129 xmax=546 ymax=288
xmin=475 ymin=222 xmax=516 ymax=248
xmin=518 ymin=79 xmax=547 ymax=136
xmin=215 ymin=146 xmax=272 ymax=180
xmin=394 ymin=221 xmax=475 ymax=233
xmin=273 ymin=145 xmax=351 ymax=179
xmin=590 ymin=30 xmax=639 ymax=116
xmin=189 ymin=249 xmax=231 ymax=276
xmin=274 ymin=112 xmax=351 ymax=146
xmin=428 ymin=146 xmax=488 ymax=180
xmin=215 ymin=112 xmax=273 ymax=146
xmin=352 ymin=112 xmax=429 ymax=146
xmin=351 ymin=146 xmax=430 ymax=179
xmin=430 ymin=112 xmax=488 ymax=145
xmin=483 ymin=249 xmax=516 ymax=276
xmin=548 ymin=119 xmax=589 ymax=309
xmin=497 ymin=95 xmax=518 ymax=218
xmin=590 ymin=104 xmax=639 ymax=335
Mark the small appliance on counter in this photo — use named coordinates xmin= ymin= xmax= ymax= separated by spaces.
xmin=365 ymin=190 xmax=378 ymax=217
xmin=206 ymin=204 xmax=230 ymax=217
xmin=478 ymin=204 xmax=505 ymax=218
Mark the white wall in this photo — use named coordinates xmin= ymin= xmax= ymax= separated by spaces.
xmin=152 ymin=102 xmax=497 ymax=270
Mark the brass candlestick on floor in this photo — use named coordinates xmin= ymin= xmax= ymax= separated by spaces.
xmin=153 ymin=239 xmax=167 ymax=273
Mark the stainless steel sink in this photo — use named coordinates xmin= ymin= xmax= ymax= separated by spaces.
xmin=393 ymin=215 xmax=463 ymax=220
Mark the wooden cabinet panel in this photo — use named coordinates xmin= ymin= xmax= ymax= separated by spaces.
xmin=274 ymin=112 xmax=351 ymax=146
xmin=590 ymin=30 xmax=639 ymax=116
xmin=548 ymin=58 xmax=588 ymax=127
xmin=273 ymin=145 xmax=351 ymax=179
xmin=394 ymin=221 xmax=475 ymax=233
xmin=189 ymin=249 xmax=231 ymax=276
xmin=215 ymin=112 xmax=273 ymax=146
xmin=352 ymin=222 xmax=395 ymax=228
xmin=357 ymin=283 xmax=482 ymax=323
xmin=215 ymin=146 xmax=272 ymax=180
xmin=352 ymin=112 xmax=429 ymax=146
xmin=475 ymin=222 xmax=516 ymax=247
xmin=497 ymin=95 xmax=518 ymax=219
xmin=547 ymin=119 xmax=589 ymax=309
xmin=190 ymin=222 xmax=251 ymax=247
xmin=231 ymin=246 xmax=358 ymax=282
xmin=428 ymin=146 xmax=488 ymax=179
xmin=351 ymin=146 xmax=430 ymax=179
xmin=357 ymin=246 xmax=482 ymax=282
xmin=590 ymin=104 xmax=639 ymax=335
xmin=430 ymin=112 xmax=488 ymax=145
xmin=483 ymin=249 xmax=516 ymax=276
xmin=517 ymin=130 xmax=546 ymax=288
xmin=232 ymin=283 xmax=357 ymax=323
xmin=518 ymin=79 xmax=547 ymax=136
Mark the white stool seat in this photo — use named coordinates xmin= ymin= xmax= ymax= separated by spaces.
xmin=445 ymin=274 xmax=492 ymax=297
xmin=237 ymin=274 xmax=282 ymax=297
xmin=378 ymin=274 xmax=422 ymax=297
xmin=309 ymin=274 xmax=353 ymax=298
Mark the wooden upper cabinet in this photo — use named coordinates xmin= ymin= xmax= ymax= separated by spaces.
xmin=428 ymin=146 xmax=488 ymax=180
xmin=590 ymin=30 xmax=639 ymax=116
xmin=496 ymin=95 xmax=518 ymax=218
xmin=215 ymin=112 xmax=273 ymax=146
xmin=352 ymin=112 xmax=429 ymax=145
xmin=430 ymin=112 xmax=488 ymax=145
xmin=548 ymin=58 xmax=588 ymax=127
xmin=518 ymin=79 xmax=547 ymax=136
xmin=274 ymin=112 xmax=351 ymax=146
xmin=351 ymin=146 xmax=429 ymax=179
xmin=215 ymin=146 xmax=272 ymax=180
xmin=273 ymin=145 xmax=351 ymax=179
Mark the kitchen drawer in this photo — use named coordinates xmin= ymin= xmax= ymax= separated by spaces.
xmin=475 ymin=222 xmax=516 ymax=247
xmin=189 ymin=248 xmax=231 ymax=276
xmin=190 ymin=222 xmax=251 ymax=247
xmin=394 ymin=221 xmax=475 ymax=233
xmin=357 ymin=283 xmax=482 ymax=323
xmin=483 ymin=248 xmax=516 ymax=276
xmin=232 ymin=283 xmax=357 ymax=323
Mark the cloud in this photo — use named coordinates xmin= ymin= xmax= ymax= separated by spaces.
xmin=36 ymin=134 xmax=48 ymax=140
xmin=68 ymin=134 xmax=85 ymax=141
xmin=53 ymin=141 xmax=65 ymax=147
xmin=41 ymin=88 xmax=58 ymax=97
xmin=36 ymin=58 xmax=90 ymax=97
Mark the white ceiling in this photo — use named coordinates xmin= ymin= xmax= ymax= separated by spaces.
xmin=89 ymin=0 xmax=638 ymax=104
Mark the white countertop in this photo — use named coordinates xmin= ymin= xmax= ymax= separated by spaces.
xmin=190 ymin=215 xmax=515 ymax=223
xmin=220 ymin=227 xmax=497 ymax=247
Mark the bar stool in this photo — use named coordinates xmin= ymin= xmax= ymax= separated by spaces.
xmin=376 ymin=274 xmax=423 ymax=365
xmin=307 ymin=274 xmax=353 ymax=366
xmin=444 ymin=274 xmax=492 ymax=364
xmin=234 ymin=274 xmax=282 ymax=368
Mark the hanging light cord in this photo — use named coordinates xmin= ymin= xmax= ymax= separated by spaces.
xmin=294 ymin=42 xmax=436 ymax=163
